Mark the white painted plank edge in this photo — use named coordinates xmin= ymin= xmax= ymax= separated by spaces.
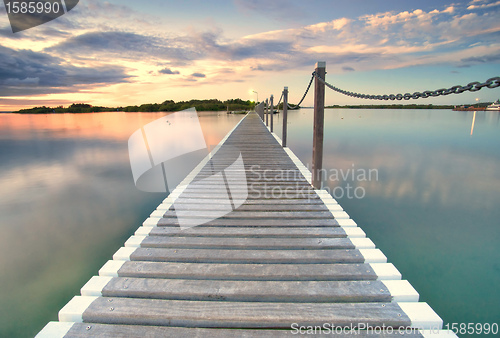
xmin=343 ymin=227 xmax=366 ymax=238
xmin=271 ymin=133 xmax=282 ymax=146
xmin=125 ymin=235 xmax=147 ymax=248
xmin=369 ymin=263 xmax=402 ymax=280
xmin=335 ymin=219 xmax=358 ymax=227
xmin=112 ymin=247 xmax=135 ymax=261
xmin=398 ymin=302 xmax=444 ymax=330
xmin=382 ymin=280 xmax=419 ymax=302
xmin=326 ymin=204 xmax=344 ymax=212
xmin=35 ymin=322 xmax=74 ymax=338
xmin=143 ymin=217 xmax=161 ymax=227
xmin=330 ymin=210 xmax=351 ymax=219
xmin=135 ymin=227 xmax=153 ymax=236
xmin=59 ymin=296 xmax=98 ymax=322
xmin=350 ymin=238 xmax=375 ymax=249
xmin=359 ymin=249 xmax=387 ymax=263
xmin=99 ymin=260 xmax=126 ymax=277
xmin=283 ymin=147 xmax=312 ymax=184
xmin=156 ymin=202 xmax=173 ymax=211
xmin=150 ymin=210 xmax=165 ymax=217
xmin=81 ymin=276 xmax=113 ymax=297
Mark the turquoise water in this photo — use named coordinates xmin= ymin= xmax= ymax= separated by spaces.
xmin=0 ymin=112 xmax=242 ymax=337
xmin=1 ymin=109 xmax=499 ymax=336
xmin=272 ymin=109 xmax=500 ymax=334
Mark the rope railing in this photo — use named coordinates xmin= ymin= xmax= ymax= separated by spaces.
xmin=314 ymin=73 xmax=500 ymax=100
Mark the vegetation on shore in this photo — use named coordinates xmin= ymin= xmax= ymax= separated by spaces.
xmin=13 ymin=100 xmax=495 ymax=114
xmin=12 ymin=99 xmax=256 ymax=114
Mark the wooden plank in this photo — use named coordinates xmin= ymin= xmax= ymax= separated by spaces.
xmin=160 ymin=211 xmax=334 ymax=219
xmin=100 ymin=278 xmax=392 ymax=303
xmin=157 ymin=218 xmax=340 ymax=227
xmin=135 ymin=236 xmax=354 ymax=250
xmin=184 ymin=180 xmax=311 ymax=185
xmin=180 ymin=187 xmax=316 ymax=193
xmin=129 ymin=247 xmax=366 ymax=264
xmin=146 ymin=226 xmax=346 ymax=238
xmin=63 ymin=323 xmax=425 ymax=337
xmin=162 ymin=198 xmax=325 ymax=205
xmin=163 ymin=204 xmax=330 ymax=212
xmin=81 ymin=297 xmax=412 ymax=328
xmin=116 ymin=262 xmax=379 ymax=281
xmin=174 ymin=193 xmax=319 ymax=199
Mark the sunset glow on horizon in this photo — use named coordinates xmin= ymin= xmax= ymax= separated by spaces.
xmin=1 ymin=0 xmax=500 ymax=111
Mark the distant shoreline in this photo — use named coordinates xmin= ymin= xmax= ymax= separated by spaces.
xmin=7 ymin=102 xmax=496 ymax=114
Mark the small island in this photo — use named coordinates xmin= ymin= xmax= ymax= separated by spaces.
xmin=12 ymin=99 xmax=257 ymax=114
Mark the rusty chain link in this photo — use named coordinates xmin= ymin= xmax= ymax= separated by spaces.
xmin=313 ymin=73 xmax=500 ymax=100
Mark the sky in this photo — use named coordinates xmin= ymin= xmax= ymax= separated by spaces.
xmin=0 ymin=0 xmax=500 ymax=111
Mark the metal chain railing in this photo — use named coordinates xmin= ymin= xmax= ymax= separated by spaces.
xmin=275 ymin=92 xmax=283 ymax=112
xmin=287 ymin=72 xmax=315 ymax=109
xmin=314 ymin=73 xmax=500 ymax=100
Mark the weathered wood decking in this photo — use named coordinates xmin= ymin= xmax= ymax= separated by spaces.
xmin=37 ymin=113 xmax=453 ymax=337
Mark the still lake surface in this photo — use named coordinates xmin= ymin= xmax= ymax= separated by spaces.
xmin=0 ymin=109 xmax=499 ymax=336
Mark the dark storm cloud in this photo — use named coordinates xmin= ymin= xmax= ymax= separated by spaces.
xmin=46 ymin=31 xmax=203 ymax=62
xmin=0 ymin=45 xmax=131 ymax=96
xmin=46 ymin=29 xmax=297 ymax=64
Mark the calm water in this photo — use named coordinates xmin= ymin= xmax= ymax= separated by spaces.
xmin=1 ymin=109 xmax=499 ymax=337
xmin=272 ymin=109 xmax=500 ymax=334
xmin=0 ymin=111 xmax=242 ymax=337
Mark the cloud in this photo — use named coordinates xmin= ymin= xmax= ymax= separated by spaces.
xmin=191 ymin=73 xmax=206 ymax=78
xmin=239 ymin=3 xmax=500 ymax=73
xmin=159 ymin=68 xmax=180 ymax=75
xmin=46 ymin=31 xmax=202 ymax=62
xmin=2 ymin=0 xmax=500 ymax=103
xmin=467 ymin=0 xmax=500 ymax=10
xmin=0 ymin=45 xmax=131 ymax=96
xmin=460 ymin=53 xmax=500 ymax=64
xmin=234 ymin=0 xmax=310 ymax=20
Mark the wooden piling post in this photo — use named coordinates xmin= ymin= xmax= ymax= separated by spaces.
xmin=270 ymin=95 xmax=274 ymax=133
xmin=265 ymin=98 xmax=269 ymax=126
xmin=282 ymin=87 xmax=288 ymax=148
xmin=312 ymin=62 xmax=326 ymax=189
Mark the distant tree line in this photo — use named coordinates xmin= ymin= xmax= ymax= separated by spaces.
xmin=14 ymin=103 xmax=118 ymax=114
xmin=12 ymin=99 xmax=256 ymax=114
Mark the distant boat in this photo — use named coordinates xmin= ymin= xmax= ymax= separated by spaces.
xmin=486 ymin=100 xmax=500 ymax=111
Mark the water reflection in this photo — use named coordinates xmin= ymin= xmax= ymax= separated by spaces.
xmin=274 ymin=108 xmax=500 ymax=328
xmin=0 ymin=112 xmax=242 ymax=337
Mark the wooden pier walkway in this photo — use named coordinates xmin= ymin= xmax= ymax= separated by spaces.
xmin=37 ymin=113 xmax=452 ymax=337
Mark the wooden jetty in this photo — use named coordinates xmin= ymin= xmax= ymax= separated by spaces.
xmin=37 ymin=113 xmax=454 ymax=337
